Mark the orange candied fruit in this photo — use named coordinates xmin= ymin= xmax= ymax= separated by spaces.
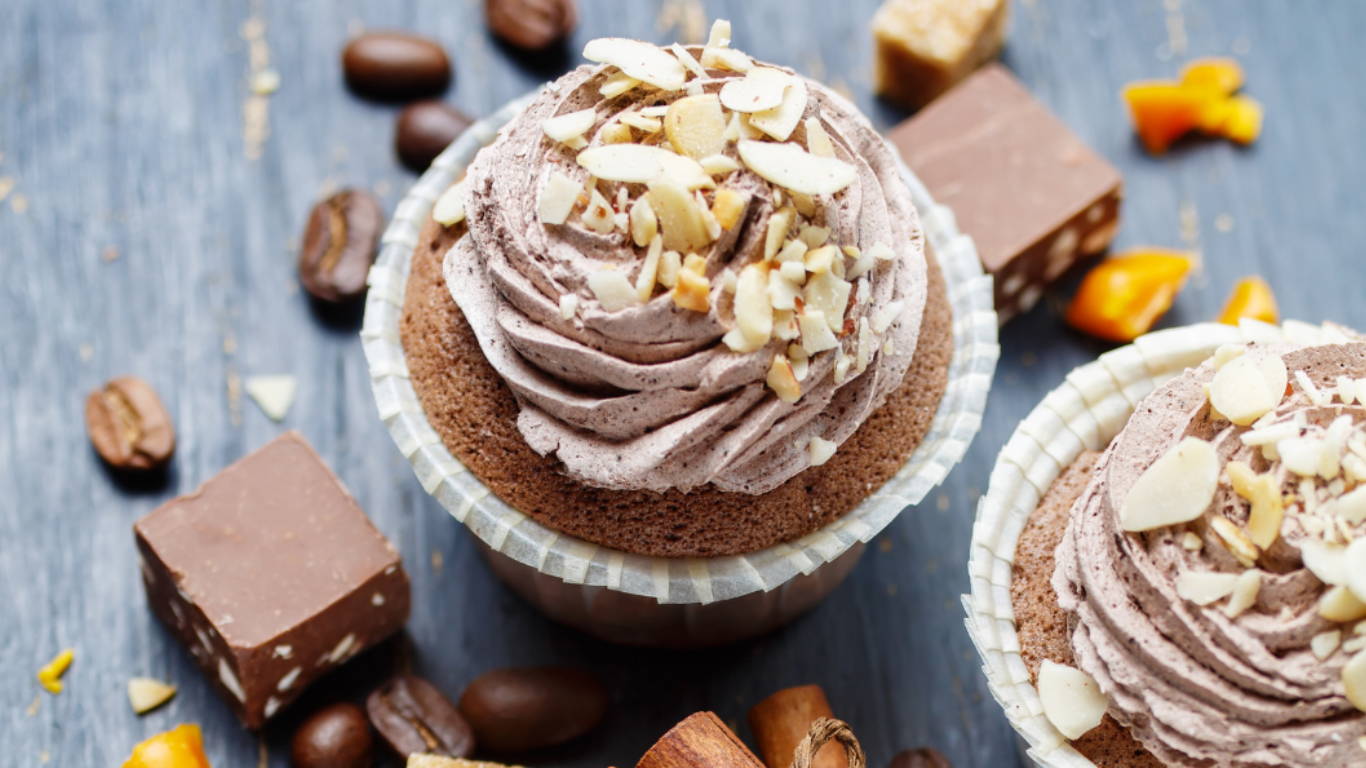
xmin=1181 ymin=57 xmax=1244 ymax=96
xmin=122 ymin=724 xmax=212 ymax=768
xmin=1124 ymin=57 xmax=1262 ymax=153
xmin=1066 ymin=249 xmax=1194 ymax=342
xmin=1217 ymin=276 xmax=1279 ymax=325
xmin=1123 ymin=82 xmax=1211 ymax=154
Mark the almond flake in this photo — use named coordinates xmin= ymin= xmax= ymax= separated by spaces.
xmin=1344 ymin=651 xmax=1366 ymax=712
xmin=804 ymin=116 xmax=836 ymax=157
xmin=635 ymin=234 xmax=663 ymax=302
xmin=619 ymin=111 xmax=662 ymax=133
xmin=1302 ymin=540 xmax=1349 ymax=586
xmin=669 ymin=42 xmax=707 ymax=78
xmin=1347 ymin=538 xmax=1366 ymax=605
xmin=773 ymin=309 xmax=799 ymax=341
xmin=558 ymin=293 xmax=579 ymax=320
xmin=673 ymin=267 xmax=711 ymax=313
xmin=1211 ymin=343 xmax=1246 ymax=369
xmin=1226 ymin=461 xmax=1284 ymax=549
xmin=778 ymin=260 xmax=806 ymax=283
xmin=808 ymin=436 xmax=836 ymax=466
xmin=432 ymin=180 xmax=468 ymax=227
xmin=1223 ymin=569 xmax=1261 ymax=618
xmin=1280 ymin=437 xmax=1326 ymax=478
xmin=664 ymin=93 xmax=727 ymax=158
xmin=599 ymin=122 xmax=634 ymax=144
xmin=1240 ymin=421 xmax=1302 ymax=447
xmin=630 ymin=197 xmax=658 ymax=246
xmin=1210 ymin=515 xmax=1259 ymax=567
xmin=711 ymin=188 xmax=747 ymax=230
xmin=788 ymin=344 xmax=810 ymax=381
xmin=700 ymin=154 xmax=741 ymax=176
xmin=803 ymin=271 xmax=851 ymax=333
xmin=658 ymin=249 xmax=682 ymax=289
xmin=718 ymin=67 xmax=790 ymax=113
xmin=1295 ymin=369 xmax=1330 ymax=407
xmin=538 ymin=172 xmax=581 ymax=225
xmin=767 ymin=267 xmax=802 ymax=311
xmin=577 ymin=144 xmax=710 ymax=188
xmin=705 ymin=18 xmax=732 ymax=48
xmin=542 ymin=108 xmax=597 ymax=144
xmin=588 ymin=269 xmax=638 ymax=311
xmin=1312 ymin=630 xmax=1342 ymax=659
xmin=580 ymin=188 xmax=616 ymax=234
xmin=695 ymin=191 xmax=722 ymax=241
xmin=1321 ymin=585 xmax=1366 ymax=622
xmin=855 ymin=317 xmax=874 ymax=373
xmin=871 ymin=300 xmax=905 ymax=333
xmin=763 ymin=208 xmax=794 ymax=261
xmin=647 ymin=177 xmax=712 ymax=251
xmin=732 ymin=263 xmax=773 ymax=349
xmin=701 ymin=46 xmax=752 ymax=73
xmin=846 ymin=248 xmax=877 ymax=280
xmin=748 ymin=76 xmax=808 ymax=141
xmin=1037 ymin=661 xmax=1108 ymax=741
xmin=583 ymin=38 xmax=686 ymax=91
xmin=833 ymin=352 xmax=852 ymax=384
xmin=789 ymin=190 xmax=817 ymax=217
xmin=1332 ymin=486 xmax=1366 ymax=524
xmin=127 ymin=677 xmax=177 ymax=715
xmin=798 ymin=225 xmax=830 ymax=248
xmin=767 ymin=353 xmax=801 ymax=402
xmin=1119 ymin=437 xmax=1220 ymax=532
xmin=798 ymin=310 xmax=839 ymax=355
xmin=1209 ymin=352 xmax=1288 ymax=426
xmin=777 ymin=239 xmax=808 ymax=264
xmin=737 ymin=140 xmax=857 ymax=196
xmin=1175 ymin=570 xmax=1239 ymax=606
xmin=804 ymin=245 xmax=837 ymax=275
xmin=599 ymin=71 xmax=641 ymax=98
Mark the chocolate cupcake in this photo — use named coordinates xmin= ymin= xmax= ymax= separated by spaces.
xmin=967 ymin=320 xmax=1366 ymax=766
xmin=366 ymin=21 xmax=997 ymax=645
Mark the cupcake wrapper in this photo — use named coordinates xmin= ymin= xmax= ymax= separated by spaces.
xmin=963 ymin=318 xmax=1355 ymax=766
xmin=363 ymin=92 xmax=999 ymax=606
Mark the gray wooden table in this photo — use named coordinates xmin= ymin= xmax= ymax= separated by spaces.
xmin=4 ymin=1 xmax=1364 ymax=765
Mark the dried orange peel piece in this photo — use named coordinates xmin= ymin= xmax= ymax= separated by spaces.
xmin=122 ymin=724 xmax=212 ymax=768
xmin=1217 ymin=276 xmax=1279 ymax=325
xmin=36 ymin=648 xmax=74 ymax=694
xmin=1124 ymin=58 xmax=1262 ymax=153
xmin=1066 ymin=249 xmax=1193 ymax=342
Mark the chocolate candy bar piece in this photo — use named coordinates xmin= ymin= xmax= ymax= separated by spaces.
xmin=872 ymin=0 xmax=1009 ymax=110
xmin=888 ymin=64 xmax=1123 ymax=322
xmin=134 ymin=431 xmax=410 ymax=728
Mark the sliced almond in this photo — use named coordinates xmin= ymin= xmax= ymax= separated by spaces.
xmin=766 ymin=353 xmax=801 ymax=402
xmin=537 ymin=172 xmax=581 ymax=225
xmin=798 ymin=309 xmax=839 ymax=354
xmin=1181 ymin=531 xmax=1204 ymax=551
xmin=1302 ymin=539 xmax=1349 ymax=586
xmin=1037 ymin=661 xmax=1108 ymax=741
xmin=583 ymin=38 xmax=686 ymax=91
xmin=646 ymin=177 xmax=712 ymax=252
xmin=789 ymin=190 xmax=817 ymax=217
xmin=704 ymin=18 xmax=732 ymax=48
xmin=628 ymin=197 xmax=659 ymax=247
xmin=808 ymin=436 xmax=836 ymax=466
xmin=1279 ymin=437 xmax=1326 ymax=478
xmin=833 ymin=352 xmax=852 ymax=384
xmin=127 ymin=677 xmax=177 ymax=715
xmin=699 ymin=154 xmax=741 ymax=176
xmin=673 ymin=268 xmax=711 ymax=313
xmin=558 ymin=293 xmax=579 ymax=320
xmin=768 ymin=267 xmax=802 ymax=311
xmin=778 ymin=260 xmax=806 ymax=284
xmin=763 ymin=208 xmax=794 ymax=261
xmin=695 ymin=190 xmax=722 ymax=240
xmin=634 ymin=234 xmax=663 ymax=302
xmin=1210 ymin=515 xmax=1259 ymax=567
xmin=619 ymin=111 xmax=662 ymax=133
xmin=710 ymin=188 xmax=747 ymax=230
xmin=669 ymin=42 xmax=706 ymax=78
xmin=1347 ymin=538 xmax=1366 ymax=605
xmin=747 ymin=76 xmax=808 ymax=141
xmin=718 ymin=67 xmax=790 ymax=113
xmin=871 ymin=300 xmax=906 ymax=334
xmin=804 ymin=245 xmax=838 ymax=275
xmin=1321 ymin=585 xmax=1366 ymax=622
xmin=1212 ymin=343 xmax=1247 ymax=369
xmin=1312 ymin=630 xmax=1342 ymax=660
xmin=657 ymin=249 xmax=682 ymax=289
xmin=1208 ymin=352 xmax=1289 ymax=426
xmin=1119 ymin=437 xmax=1221 ymax=532
xmin=577 ymin=144 xmax=709 ymax=188
xmin=664 ymin=94 xmax=727 ymax=158
xmin=788 ymin=343 xmax=810 ymax=381
xmin=431 ymin=180 xmax=468 ymax=227
xmin=777 ymin=239 xmax=808 ymax=265
xmin=1223 ymin=569 xmax=1261 ymax=618
xmin=580 ymin=188 xmax=616 ymax=234
xmin=701 ymin=45 xmax=752 ymax=73
xmin=1176 ymin=570 xmax=1239 ymax=605
xmin=803 ymin=271 xmax=852 ymax=332
xmin=733 ymin=262 xmax=773 ymax=349
xmin=1344 ymin=651 xmax=1366 ymax=712
xmin=599 ymin=71 xmax=641 ymax=99
xmin=587 ymin=269 xmax=638 ymax=312
xmin=798 ymin=225 xmax=830 ymax=248
xmin=804 ymin=116 xmax=836 ymax=157
xmin=773 ymin=309 xmax=799 ymax=341
xmin=1332 ymin=486 xmax=1366 ymax=525
xmin=737 ymin=140 xmax=857 ymax=196
xmin=542 ymin=108 xmax=597 ymax=144
xmin=682 ymin=253 xmax=707 ymax=275
xmin=599 ymin=122 xmax=634 ymax=144
xmin=1226 ymin=461 xmax=1284 ymax=549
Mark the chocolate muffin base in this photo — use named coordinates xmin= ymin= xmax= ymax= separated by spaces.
xmin=1010 ymin=450 xmax=1164 ymax=768
xmin=399 ymin=217 xmax=953 ymax=558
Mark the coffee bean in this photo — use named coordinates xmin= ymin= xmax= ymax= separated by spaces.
xmin=342 ymin=32 xmax=451 ymax=100
xmin=85 ymin=377 xmax=175 ymax=471
xmin=291 ymin=702 xmax=373 ymax=768
xmin=367 ymin=674 xmax=475 ymax=759
xmin=486 ymin=0 xmax=577 ymax=51
xmin=889 ymin=747 xmax=952 ymax=768
xmin=395 ymin=102 xmax=473 ymax=172
xmin=458 ymin=666 xmax=606 ymax=753
xmin=298 ymin=189 xmax=384 ymax=303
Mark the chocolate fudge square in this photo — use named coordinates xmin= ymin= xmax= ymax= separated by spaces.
xmin=134 ymin=431 xmax=410 ymax=728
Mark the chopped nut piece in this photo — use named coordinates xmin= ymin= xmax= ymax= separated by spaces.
xmin=1226 ymin=461 xmax=1284 ymax=549
xmin=1175 ymin=570 xmax=1239 ymax=606
xmin=846 ymin=248 xmax=877 ymax=280
xmin=658 ymin=249 xmax=682 ymax=289
xmin=1222 ymin=569 xmax=1261 ymax=618
xmin=587 ymin=270 xmax=639 ymax=312
xmin=599 ymin=122 xmax=634 ymax=144
xmin=635 ymin=234 xmax=664 ymax=302
xmin=737 ymin=140 xmax=857 ymax=196
xmin=719 ymin=67 xmax=791 ymax=113
xmin=778 ymin=260 xmax=806 ymax=284
xmin=803 ymin=271 xmax=852 ymax=332
xmin=558 ymin=293 xmax=579 ymax=320
xmin=767 ymin=268 xmax=802 ymax=311
xmin=630 ymin=197 xmax=659 ymax=246
xmin=763 ymin=208 xmax=794 ymax=261
xmin=808 ymin=436 xmax=836 ymax=466
xmin=695 ymin=191 xmax=722 ymax=241
xmin=1119 ymin=437 xmax=1220 ymax=532
xmin=871 ymin=299 xmax=906 ymax=333
xmin=733 ymin=263 xmax=774 ymax=349
xmin=804 ymin=116 xmax=836 ymax=157
xmin=245 ymin=375 xmax=296 ymax=422
xmin=647 ymin=177 xmax=712 ymax=251
xmin=1348 ymin=538 xmax=1366 ymax=606
xmin=1209 ymin=352 xmax=1288 ymax=426
xmin=776 ymin=239 xmax=808 ymax=264
xmin=855 ymin=317 xmax=875 ymax=372
xmin=1344 ymin=651 xmax=1366 ymax=712
xmin=580 ymin=188 xmax=617 ymax=234
xmin=766 ymin=353 xmax=801 ymax=402
xmin=804 ymin=245 xmax=838 ymax=275
xmin=432 ymin=180 xmax=468 ymax=226
xmin=872 ymin=0 xmax=1008 ymax=111
xmin=710 ymin=188 xmax=747 ymax=230
xmin=798 ymin=309 xmax=839 ymax=354
xmin=1210 ymin=515 xmax=1259 ymax=567
xmin=700 ymin=154 xmax=741 ymax=176
xmin=833 ymin=352 xmax=852 ymax=384
xmin=538 ymin=172 xmax=582 ymax=225
xmin=1312 ymin=630 xmax=1342 ymax=660
xmin=673 ymin=268 xmax=711 ymax=313
xmin=788 ymin=344 xmax=810 ymax=381
xmin=664 ymin=93 xmax=728 ymax=158
xmin=701 ymin=28 xmax=752 ymax=73
xmin=599 ymin=71 xmax=641 ymax=98
xmin=1321 ymin=586 xmax=1366 ymax=622
xmin=748 ymin=76 xmax=808 ymax=141
xmin=583 ymin=38 xmax=686 ymax=91
xmin=1037 ymin=660 xmax=1107 ymax=741
xmin=772 ymin=309 xmax=800 ymax=341
xmin=542 ymin=108 xmax=598 ymax=144
xmin=1181 ymin=531 xmax=1204 ymax=551
xmin=798 ymin=225 xmax=830 ymax=248
xmin=670 ymin=43 xmax=707 ymax=78
xmin=128 ymin=677 xmax=177 ymax=715
xmin=1301 ymin=540 xmax=1348 ymax=586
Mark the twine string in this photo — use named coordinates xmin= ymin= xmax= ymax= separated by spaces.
xmin=790 ymin=717 xmax=866 ymax=768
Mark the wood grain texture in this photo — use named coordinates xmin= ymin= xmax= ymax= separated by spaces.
xmin=2 ymin=1 xmax=1364 ymax=766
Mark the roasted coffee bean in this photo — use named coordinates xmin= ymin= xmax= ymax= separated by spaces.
xmin=395 ymin=101 xmax=473 ymax=172
xmin=298 ymin=189 xmax=384 ymax=303
xmin=342 ymin=32 xmax=451 ymax=100
xmin=486 ymin=0 xmax=577 ymax=51
xmin=85 ymin=376 xmax=175 ymax=470
xmin=458 ymin=666 xmax=606 ymax=753
xmin=889 ymin=747 xmax=952 ymax=768
xmin=367 ymin=674 xmax=475 ymax=759
xmin=291 ymin=702 xmax=373 ymax=768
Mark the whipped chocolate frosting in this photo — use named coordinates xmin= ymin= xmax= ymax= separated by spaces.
xmin=442 ymin=43 xmax=927 ymax=494
xmin=1054 ymin=342 xmax=1366 ymax=767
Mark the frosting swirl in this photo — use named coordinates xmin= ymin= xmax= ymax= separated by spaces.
xmin=442 ymin=34 xmax=926 ymax=494
xmin=1054 ymin=341 xmax=1366 ymax=766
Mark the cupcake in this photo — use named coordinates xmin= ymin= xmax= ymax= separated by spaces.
xmin=368 ymin=21 xmax=996 ymax=644
xmin=967 ymin=321 xmax=1366 ymax=766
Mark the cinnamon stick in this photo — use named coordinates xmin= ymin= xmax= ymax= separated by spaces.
xmin=748 ymin=685 xmax=848 ymax=768
xmin=637 ymin=711 xmax=766 ymax=768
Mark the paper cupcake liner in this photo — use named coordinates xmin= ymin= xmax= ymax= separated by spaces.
xmin=962 ymin=318 xmax=1356 ymax=767
xmin=362 ymin=92 xmax=999 ymax=606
